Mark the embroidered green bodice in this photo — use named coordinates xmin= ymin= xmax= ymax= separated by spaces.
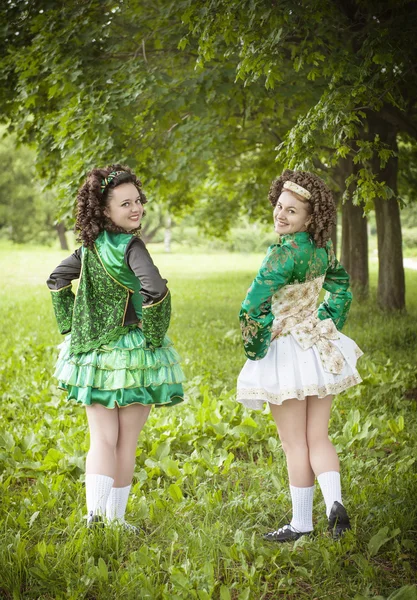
xmin=95 ymin=231 xmax=143 ymax=317
xmin=50 ymin=232 xmax=171 ymax=353
xmin=239 ymin=232 xmax=352 ymax=360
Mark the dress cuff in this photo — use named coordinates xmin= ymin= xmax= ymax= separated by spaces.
xmin=50 ymin=285 xmax=75 ymax=334
xmin=239 ymin=313 xmax=272 ymax=360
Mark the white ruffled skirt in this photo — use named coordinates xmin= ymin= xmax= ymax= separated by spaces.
xmin=236 ymin=332 xmax=363 ymax=410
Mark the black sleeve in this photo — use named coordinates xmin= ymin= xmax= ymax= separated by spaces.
xmin=46 ymin=248 xmax=82 ymax=290
xmin=125 ymin=237 xmax=168 ymax=305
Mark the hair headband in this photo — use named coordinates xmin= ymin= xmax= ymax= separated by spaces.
xmin=101 ymin=170 xmax=125 ymax=194
xmin=283 ymin=180 xmax=311 ymax=200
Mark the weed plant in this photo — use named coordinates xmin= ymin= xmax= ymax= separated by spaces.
xmin=0 ymin=245 xmax=416 ymax=599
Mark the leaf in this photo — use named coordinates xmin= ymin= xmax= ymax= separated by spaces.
xmin=43 ymin=448 xmax=63 ymax=466
xmin=36 ymin=540 xmax=47 ymax=558
xmin=21 ymin=431 xmax=37 ymax=451
xmin=178 ymin=37 xmax=189 ymax=50
xmin=160 ymin=457 xmax=181 ymax=478
xmin=97 ymin=557 xmax=108 ymax=582
xmin=337 ymin=145 xmax=351 ymax=158
xmin=29 ymin=511 xmax=40 ymax=527
xmin=170 ymin=568 xmax=189 ymax=590
xmin=368 ymin=527 xmax=400 ymax=557
xmin=0 ymin=431 xmax=15 ymax=451
xmin=201 ymin=560 xmax=214 ymax=588
xmin=234 ymin=529 xmax=244 ymax=545
xmin=38 ymin=482 xmax=50 ymax=501
xmin=271 ymin=474 xmax=282 ymax=490
xmin=168 ymin=483 xmax=183 ymax=502
xmin=154 ymin=440 xmax=171 ymax=460
xmin=241 ymin=417 xmax=258 ymax=428
xmin=388 ymin=420 xmax=399 ymax=435
xmin=387 ymin=586 xmax=417 ymax=600
xmin=221 ymin=452 xmax=235 ymax=474
xmin=220 ymin=586 xmax=231 ymax=600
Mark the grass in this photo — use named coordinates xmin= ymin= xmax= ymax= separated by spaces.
xmin=0 ymin=242 xmax=417 ymax=599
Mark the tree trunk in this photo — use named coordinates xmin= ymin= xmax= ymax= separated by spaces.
xmin=368 ymin=113 xmax=405 ymax=310
xmin=340 ymin=197 xmax=350 ymax=273
xmin=331 ymin=217 xmax=337 ymax=257
xmin=55 ymin=222 xmax=68 ymax=250
xmin=141 ymin=204 xmax=164 ymax=244
xmin=331 ymin=193 xmax=339 ymax=256
xmin=341 ymin=198 xmax=368 ymax=299
xmin=374 ymin=194 xmax=404 ymax=310
xmin=335 ymin=158 xmax=369 ymax=298
xmin=141 ymin=222 xmax=163 ymax=244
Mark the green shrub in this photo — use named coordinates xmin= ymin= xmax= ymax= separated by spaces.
xmin=402 ymin=227 xmax=417 ymax=249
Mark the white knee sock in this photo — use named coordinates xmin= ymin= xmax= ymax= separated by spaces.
xmin=106 ymin=485 xmax=131 ymax=523
xmin=317 ymin=471 xmax=342 ymax=517
xmin=289 ymin=485 xmax=315 ymax=532
xmin=85 ymin=474 xmax=114 ymax=517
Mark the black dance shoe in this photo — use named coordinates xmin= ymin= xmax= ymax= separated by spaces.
xmin=328 ymin=501 xmax=351 ymax=539
xmin=87 ymin=511 xmax=104 ymax=529
xmin=263 ymin=524 xmax=312 ymax=543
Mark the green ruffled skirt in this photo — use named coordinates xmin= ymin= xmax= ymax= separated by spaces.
xmin=54 ymin=328 xmax=185 ymax=409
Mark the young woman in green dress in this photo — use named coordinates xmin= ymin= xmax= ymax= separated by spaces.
xmin=237 ymin=170 xmax=363 ymax=542
xmin=47 ymin=165 xmax=184 ymax=530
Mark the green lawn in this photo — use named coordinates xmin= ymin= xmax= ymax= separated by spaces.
xmin=0 ymin=243 xmax=416 ymax=599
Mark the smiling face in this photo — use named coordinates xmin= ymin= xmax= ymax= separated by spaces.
xmin=273 ymin=190 xmax=312 ymax=235
xmin=104 ymin=183 xmax=144 ymax=231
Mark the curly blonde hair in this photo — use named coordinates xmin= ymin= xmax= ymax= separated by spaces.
xmin=75 ymin=163 xmax=147 ymax=248
xmin=268 ymin=169 xmax=336 ymax=248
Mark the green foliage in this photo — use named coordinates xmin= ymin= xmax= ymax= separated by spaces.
xmin=1 ymin=0 xmax=416 ymax=244
xmin=398 ymin=138 xmax=417 ymax=206
xmin=0 ymin=128 xmax=57 ymax=243
xmin=0 ymin=0 xmax=298 ymax=231
xmin=1 ymin=244 xmax=417 ymax=598
xmin=402 ymin=228 xmax=417 ymax=249
xmin=172 ymin=218 xmax=277 ymax=252
xmin=0 ymin=0 xmax=416 ymax=238
xmin=184 ymin=0 xmax=417 ymax=206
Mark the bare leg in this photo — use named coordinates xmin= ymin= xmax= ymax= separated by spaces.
xmin=306 ymin=395 xmax=339 ymax=476
xmin=268 ymin=399 xmax=315 ymax=534
xmin=113 ymin=403 xmax=151 ymax=487
xmin=269 ymin=399 xmax=314 ymax=487
xmin=85 ymin=404 xmax=119 ymax=477
xmin=105 ymin=403 xmax=151 ymax=525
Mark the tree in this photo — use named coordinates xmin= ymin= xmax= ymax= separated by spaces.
xmin=0 ymin=1 xmax=319 ymax=232
xmin=1 ymin=1 xmax=416 ymax=311
xmin=182 ymin=0 xmax=417 ymax=309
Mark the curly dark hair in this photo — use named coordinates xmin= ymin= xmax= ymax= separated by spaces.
xmin=268 ymin=169 xmax=336 ymax=248
xmin=75 ymin=163 xmax=147 ymax=248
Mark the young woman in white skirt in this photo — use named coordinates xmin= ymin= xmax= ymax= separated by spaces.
xmin=237 ymin=169 xmax=363 ymax=542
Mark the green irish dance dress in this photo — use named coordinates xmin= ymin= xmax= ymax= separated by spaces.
xmin=47 ymin=231 xmax=184 ymax=408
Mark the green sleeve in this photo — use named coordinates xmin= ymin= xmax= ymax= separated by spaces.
xmin=50 ymin=285 xmax=75 ymax=334
xmin=142 ymin=290 xmax=171 ymax=348
xmin=318 ymin=241 xmax=352 ymax=330
xmin=239 ymin=245 xmax=294 ymax=360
